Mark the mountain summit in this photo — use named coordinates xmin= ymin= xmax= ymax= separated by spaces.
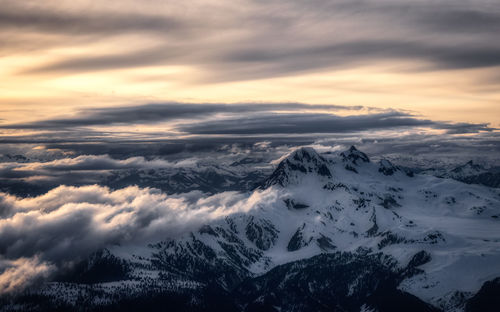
xmin=263 ymin=147 xmax=331 ymax=187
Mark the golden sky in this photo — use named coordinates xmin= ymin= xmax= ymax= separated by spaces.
xmin=1 ymin=0 xmax=499 ymax=131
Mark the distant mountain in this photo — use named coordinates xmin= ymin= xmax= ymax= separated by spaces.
xmin=423 ymin=160 xmax=500 ymax=188
xmin=0 ymin=163 xmax=271 ymax=197
xmin=447 ymin=161 xmax=500 ymax=188
xmin=2 ymin=146 xmax=500 ymax=311
xmin=104 ymin=165 xmax=270 ymax=194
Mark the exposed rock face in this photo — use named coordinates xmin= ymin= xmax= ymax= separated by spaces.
xmin=341 ymin=145 xmax=370 ymax=165
xmin=379 ymin=159 xmax=400 ymax=176
xmin=245 ymin=216 xmax=279 ymax=251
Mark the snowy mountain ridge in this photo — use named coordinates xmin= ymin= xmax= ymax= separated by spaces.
xmin=2 ymin=146 xmax=499 ymax=312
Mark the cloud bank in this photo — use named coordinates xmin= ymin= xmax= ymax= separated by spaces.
xmin=0 ymin=103 xmax=495 ymax=144
xmin=0 ymin=185 xmax=269 ymax=293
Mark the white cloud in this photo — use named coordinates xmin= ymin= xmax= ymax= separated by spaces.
xmin=0 ymin=184 xmax=265 ymax=293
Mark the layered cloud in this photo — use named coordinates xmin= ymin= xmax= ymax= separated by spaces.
xmin=1 ymin=0 xmax=499 ymax=133
xmin=178 ymin=112 xmax=495 ymax=135
xmin=0 ymin=102 xmax=363 ymax=130
xmin=0 ymin=103 xmax=495 ymax=144
xmin=3 ymin=0 xmax=500 ymax=78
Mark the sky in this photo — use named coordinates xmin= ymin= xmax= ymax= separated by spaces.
xmin=0 ymin=0 xmax=499 ymax=145
xmin=1 ymin=0 xmax=500 ymax=294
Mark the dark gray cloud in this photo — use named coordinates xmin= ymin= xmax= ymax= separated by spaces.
xmin=179 ymin=111 xmax=495 ymax=135
xmin=283 ymin=0 xmax=500 ymax=34
xmin=221 ymin=40 xmax=500 ymax=71
xmin=0 ymin=7 xmax=187 ymax=37
xmin=24 ymin=138 xmax=313 ymax=162
xmin=0 ymin=102 xmax=495 ymax=148
xmin=412 ymin=8 xmax=500 ymax=34
xmin=4 ymin=1 xmax=500 ymax=39
xmin=437 ymin=122 xmax=495 ymax=134
xmin=179 ymin=111 xmax=429 ymax=134
xmin=4 ymin=0 xmax=500 ymax=82
xmin=0 ymin=102 xmax=363 ymax=129
xmin=23 ymin=39 xmax=500 ymax=79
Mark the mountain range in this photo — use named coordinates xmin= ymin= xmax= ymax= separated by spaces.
xmin=1 ymin=146 xmax=499 ymax=311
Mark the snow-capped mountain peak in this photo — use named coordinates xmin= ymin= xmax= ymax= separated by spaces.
xmin=263 ymin=147 xmax=331 ymax=187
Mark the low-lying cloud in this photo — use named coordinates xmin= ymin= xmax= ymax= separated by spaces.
xmin=0 ymin=185 xmax=269 ymax=293
xmin=0 ymin=257 xmax=54 ymax=295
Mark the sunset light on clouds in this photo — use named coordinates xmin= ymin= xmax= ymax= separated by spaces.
xmin=0 ymin=0 xmax=499 ymax=132
xmin=2 ymin=1 xmax=500 ymax=309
